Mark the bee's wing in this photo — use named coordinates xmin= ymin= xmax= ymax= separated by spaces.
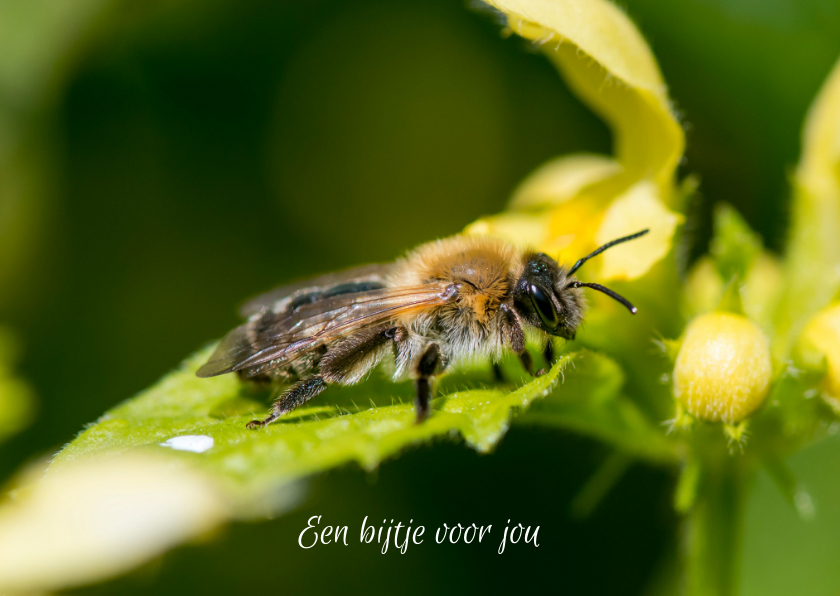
xmin=238 ymin=263 xmax=394 ymax=318
xmin=197 ymin=282 xmax=452 ymax=378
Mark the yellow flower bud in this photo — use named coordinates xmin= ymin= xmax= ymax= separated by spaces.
xmin=799 ymin=302 xmax=840 ymax=396
xmin=741 ymin=253 xmax=783 ymax=327
xmin=673 ymin=313 xmax=772 ymax=423
xmin=684 ymin=256 xmax=724 ymax=315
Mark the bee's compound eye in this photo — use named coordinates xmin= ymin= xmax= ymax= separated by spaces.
xmin=529 ymin=284 xmax=559 ymax=329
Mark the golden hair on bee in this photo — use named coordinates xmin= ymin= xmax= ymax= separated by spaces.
xmin=196 ymin=230 xmax=648 ymax=427
xmin=390 ymin=235 xmax=522 ymax=326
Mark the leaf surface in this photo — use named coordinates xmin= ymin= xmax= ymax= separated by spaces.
xmin=52 ymin=347 xmax=583 ymax=513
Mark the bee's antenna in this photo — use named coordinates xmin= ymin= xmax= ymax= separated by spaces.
xmin=568 ymin=229 xmax=649 ymax=275
xmin=567 ymin=281 xmax=638 ymax=314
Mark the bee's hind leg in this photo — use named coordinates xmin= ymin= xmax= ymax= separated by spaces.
xmin=246 ymin=376 xmax=327 ymax=429
xmin=413 ymin=344 xmax=442 ymax=424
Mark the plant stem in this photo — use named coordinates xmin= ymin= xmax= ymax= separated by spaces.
xmin=683 ymin=454 xmax=749 ymax=596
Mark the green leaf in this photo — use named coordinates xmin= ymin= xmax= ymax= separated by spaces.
xmin=517 ymin=350 xmax=677 ymax=463
xmin=715 ymin=281 xmax=747 ymax=317
xmin=51 ymin=346 xmax=578 ymax=516
xmin=748 ymin=362 xmax=834 ymax=456
xmin=710 ymin=202 xmax=762 ymax=284
xmin=31 ymin=344 xmax=674 ymax=592
xmin=570 ymin=450 xmax=633 ymax=519
xmin=762 ymin=457 xmax=815 ymax=521
xmin=675 ymin=457 xmax=701 ymax=513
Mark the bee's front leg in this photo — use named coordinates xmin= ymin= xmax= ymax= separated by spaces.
xmin=492 ymin=362 xmax=505 ymax=383
xmin=413 ymin=343 xmax=442 ymax=424
xmin=543 ymin=339 xmax=555 ymax=368
xmin=518 ymin=350 xmax=546 ymax=377
xmin=500 ymin=303 xmax=546 ymax=377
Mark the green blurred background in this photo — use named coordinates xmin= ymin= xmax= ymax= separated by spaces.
xmin=1 ymin=0 xmax=840 ymax=594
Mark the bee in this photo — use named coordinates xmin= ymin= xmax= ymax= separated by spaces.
xmin=197 ymin=229 xmax=648 ymax=428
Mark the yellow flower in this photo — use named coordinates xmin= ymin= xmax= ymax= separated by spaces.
xmin=673 ymin=313 xmax=772 ymax=424
xmin=799 ymin=303 xmax=840 ymax=398
xmin=465 ymin=0 xmax=684 ymax=280
xmin=776 ymin=57 xmax=840 ymax=357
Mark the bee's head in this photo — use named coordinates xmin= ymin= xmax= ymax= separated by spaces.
xmin=513 ymin=253 xmax=583 ymax=339
xmin=512 ymin=230 xmax=649 ymax=340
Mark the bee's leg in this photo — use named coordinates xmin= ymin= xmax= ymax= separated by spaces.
xmin=320 ymin=325 xmax=400 ymax=384
xmin=501 ymin=304 xmax=525 ymax=353
xmin=237 ymin=369 xmax=273 ymax=384
xmin=500 ymin=303 xmax=546 ymax=377
xmin=518 ymin=350 xmax=536 ymax=376
xmin=492 ymin=362 xmax=505 ymax=383
xmin=517 ymin=351 xmax=548 ymax=377
xmin=537 ymin=337 xmax=554 ymax=377
xmin=543 ymin=339 xmax=555 ymax=369
xmin=413 ymin=343 xmax=441 ymax=424
xmin=246 ymin=376 xmax=327 ymax=429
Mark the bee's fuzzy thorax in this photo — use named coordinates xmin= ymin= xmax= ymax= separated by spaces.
xmin=390 ymin=235 xmax=525 ymax=324
xmin=391 ymin=235 xmax=523 ymax=287
xmin=386 ymin=235 xmax=527 ymax=376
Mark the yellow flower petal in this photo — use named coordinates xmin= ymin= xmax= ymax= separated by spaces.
xmin=674 ymin=313 xmax=772 ymax=424
xmin=799 ymin=302 xmax=840 ymax=397
xmin=592 ymin=181 xmax=682 ymax=280
xmin=542 ymin=194 xmax=606 ymax=265
xmin=0 ymin=454 xmax=226 ymax=594
xmin=465 ymin=0 xmax=684 ymax=272
xmin=778 ymin=57 xmax=840 ymax=356
xmin=508 ymin=153 xmax=621 ymax=210
xmin=482 ymin=0 xmax=684 ymax=196
xmin=799 ymin=57 xmax=840 ymax=191
xmin=464 ymin=211 xmax=550 ymax=249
